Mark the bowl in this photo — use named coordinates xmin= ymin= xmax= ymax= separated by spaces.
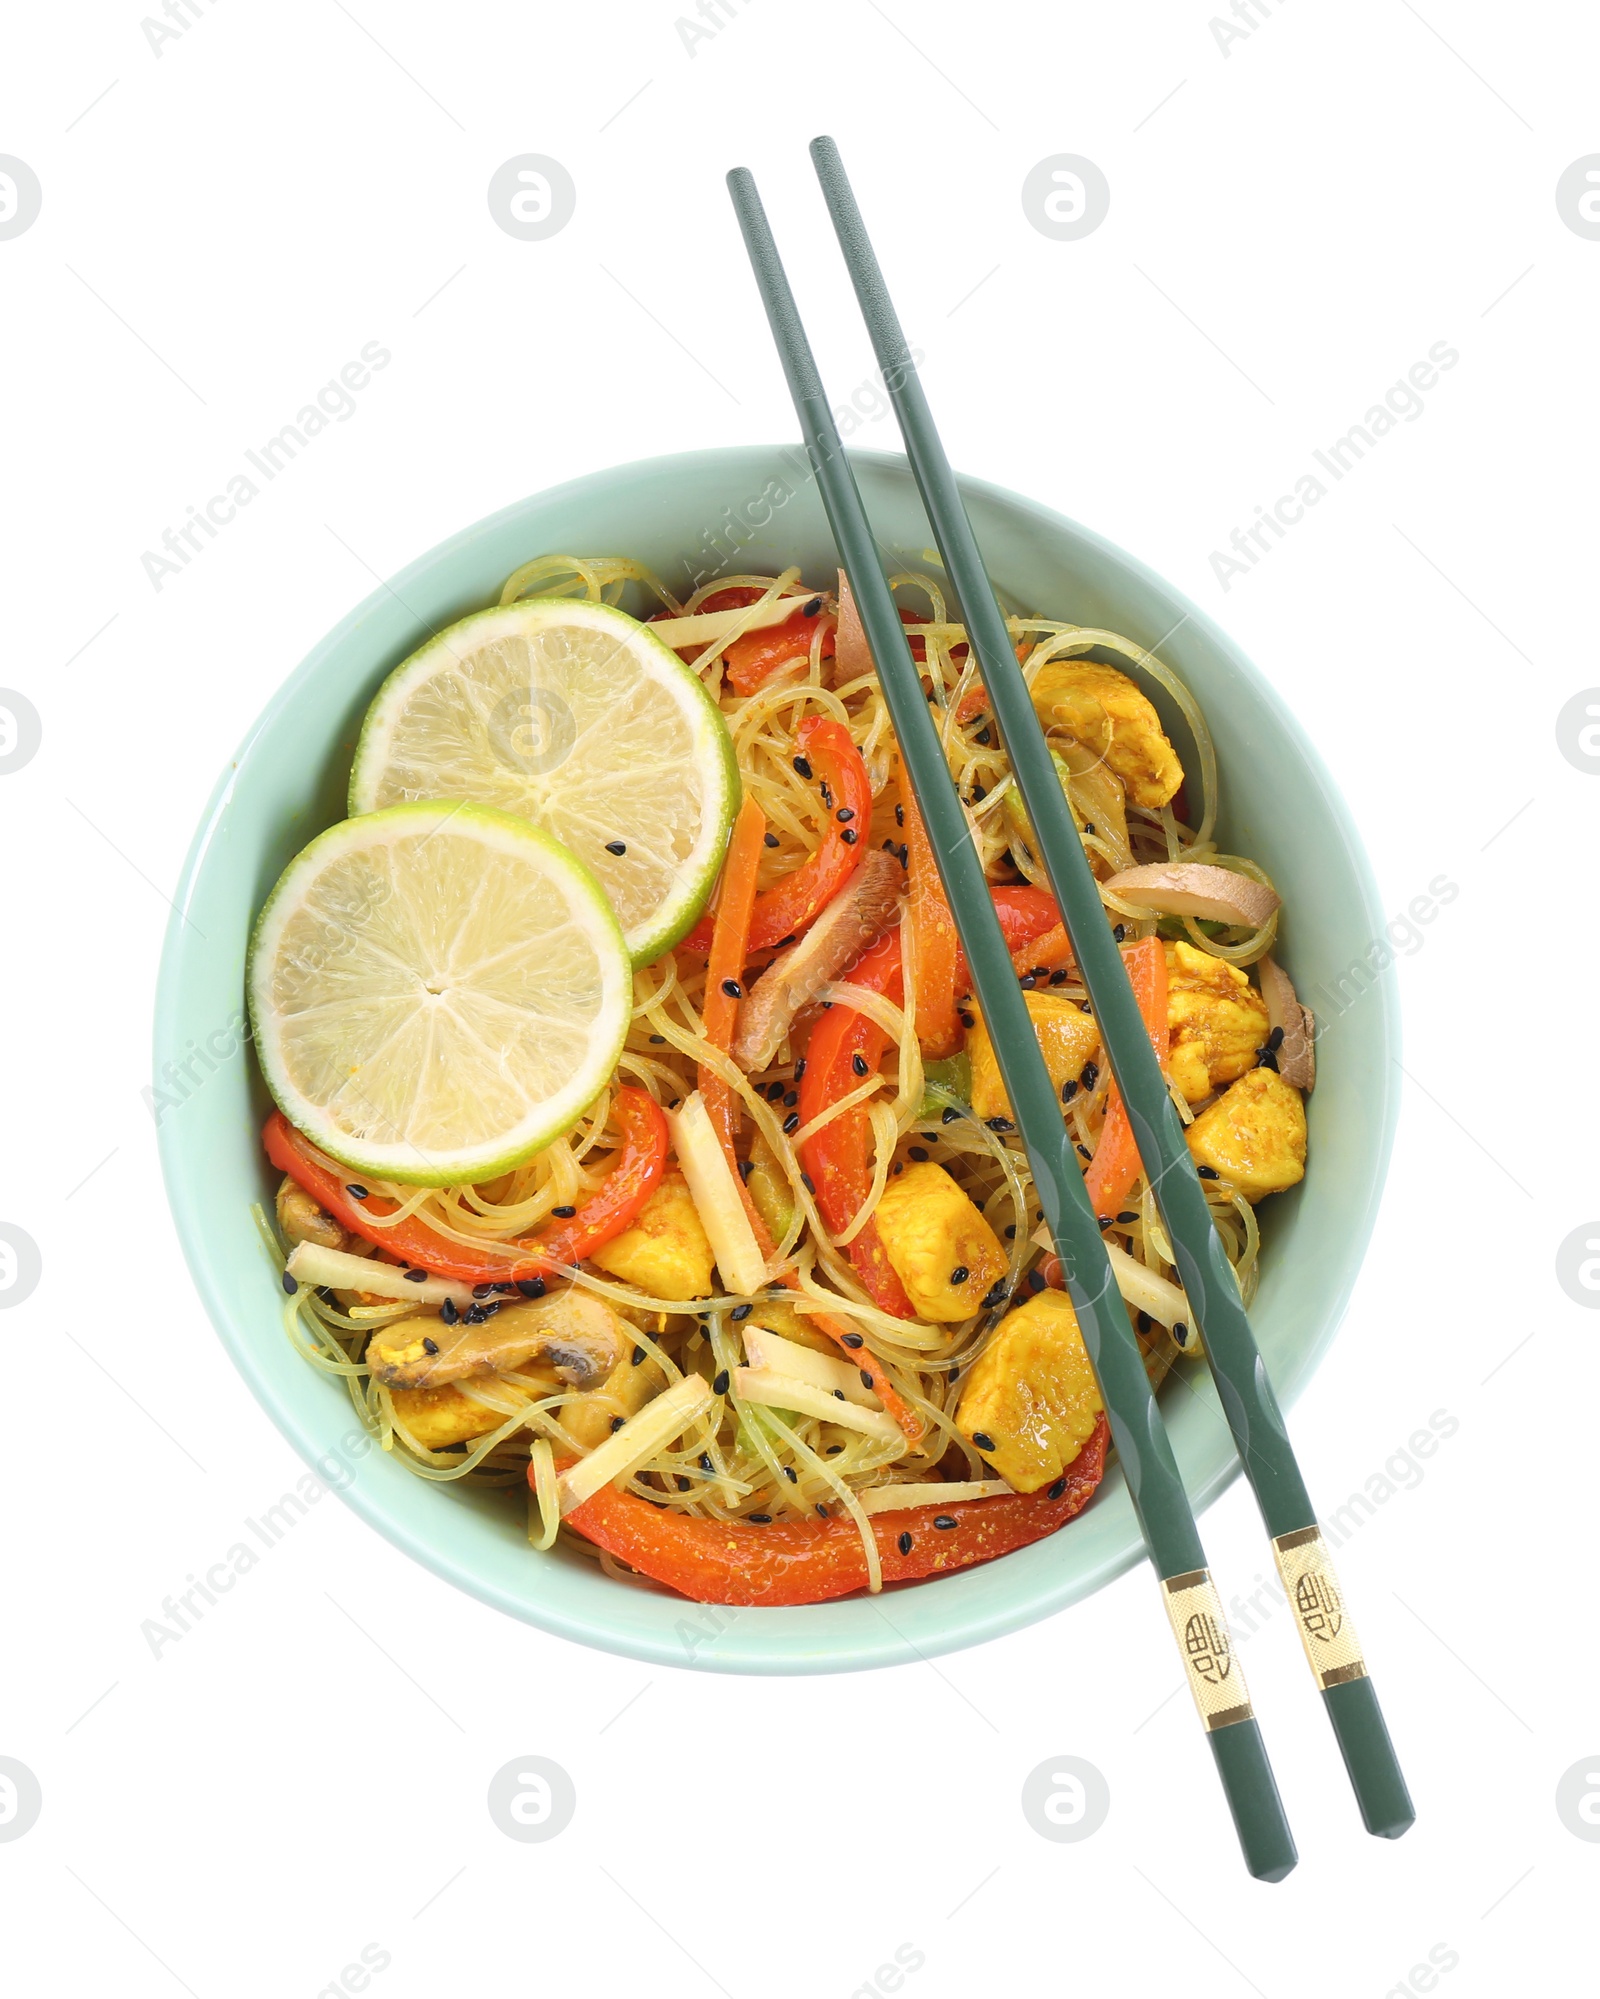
xmin=155 ymin=445 xmax=1398 ymax=1674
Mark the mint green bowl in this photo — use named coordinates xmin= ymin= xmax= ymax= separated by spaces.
xmin=155 ymin=446 xmax=1397 ymax=1673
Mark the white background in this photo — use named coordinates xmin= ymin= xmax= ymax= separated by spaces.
xmin=2 ymin=1 xmax=1596 ymax=1993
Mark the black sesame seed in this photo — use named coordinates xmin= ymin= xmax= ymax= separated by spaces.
xmin=816 ymin=1503 xmax=830 ymax=1519
xmin=721 ymin=978 xmax=743 ymax=999
xmin=801 ymin=1172 xmax=815 ymax=1194
xmin=731 ymin=1303 xmax=753 ymax=1321
xmin=738 ymin=1158 xmax=755 ymax=1183
xmin=892 ymin=1160 xmax=904 ymax=1175
xmin=982 ymin=1283 xmax=1007 ymax=1308
xmin=713 ymin=1369 xmax=730 ymax=1394
xmin=1172 ymin=1321 xmax=1189 ymax=1346
xmin=472 ymin=1283 xmax=495 ymax=1299
xmin=1004 ymin=1224 xmax=1017 ymax=1239
xmin=960 ymin=1010 xmax=976 ymax=1028
xmin=793 ymin=1058 xmax=806 ymax=1081
xmin=834 ymin=1388 xmax=847 ymax=1400
xmin=836 ymin=806 xmax=855 ymax=823
xmin=898 ymin=1530 xmax=913 ymax=1555
xmin=841 ymin=828 xmax=858 ymax=845
xmin=1136 ymin=1311 xmax=1152 ymax=1333
xmin=1084 ymin=822 xmax=1096 ymax=835
xmin=792 ymin=755 xmax=812 ymax=778
xmin=422 ymin=1336 xmax=439 ymax=1355
xmin=852 ymin=1053 xmax=869 ymax=1077
xmin=1196 ymin=1164 xmax=1219 ymax=1180
xmin=1267 ymin=1025 xmax=1285 ymax=1051
xmin=783 ymin=1089 xmax=798 ymax=1107
xmin=516 ymin=1276 xmax=547 ymax=1298
xmin=1047 ymin=1477 xmax=1067 ymax=1500
xmin=610 ymin=1416 xmax=626 ymax=1432
xmin=765 ymin=1080 xmax=784 ymax=1101
xmin=820 ymin=781 xmax=833 ymax=807
xmin=749 ymin=1513 xmax=773 ymax=1523
xmin=972 ymin=783 xmax=987 ymax=802
xmin=934 ymin=1515 xmax=958 ymax=1530
xmin=699 ymin=1453 xmax=714 ymax=1473
xmin=783 ymin=1112 xmax=800 ymax=1134
xmin=677 ymin=1476 xmax=692 ymax=1491
xmin=1116 ymin=1210 xmax=1139 ymax=1224
xmin=909 ymin=1146 xmax=929 ymax=1162
xmin=1061 ymin=1079 xmax=1079 ymax=1103
xmin=860 ymin=1368 xmax=874 ymax=1388
xmin=1113 ymin=923 xmax=1126 ymax=942
xmin=971 ymin=1431 xmax=997 ymax=1451
xmin=1019 ymin=974 xmax=1037 ymax=990
xmin=649 ymin=1032 xmax=666 ymax=1043
xmin=1028 ymin=1269 xmax=1047 ymax=1293
xmin=404 ymin=1268 xmax=428 ymax=1283
xmin=631 ymin=1345 xmax=646 ymax=1366
xmin=826 ymin=1444 xmax=843 ymax=1455
xmin=1049 ymin=968 xmax=1069 ymax=986
xmin=1077 ymin=1143 xmax=1093 ymax=1161
xmin=976 ymin=728 xmax=992 ymax=746
xmin=841 ymin=1332 xmax=865 ymax=1348
xmin=1097 ymin=1214 xmax=1113 ymax=1229
xmin=440 ymin=1298 xmax=459 ymax=1325
xmin=764 ymin=831 xmax=780 ymax=849
xmin=345 ymin=1184 xmax=369 ymax=1201
xmin=1080 ymin=1061 xmax=1099 ymax=1089
xmin=280 ymin=1271 xmax=298 ymax=1295
xmin=941 ymin=1106 xmax=961 ymax=1124
xmin=985 ymin=1116 xmax=1015 ymax=1133
xmin=605 ymin=839 xmax=627 ymax=855
xmin=551 ymin=1204 xmax=577 ymax=1218
xmin=783 ymin=1466 xmax=798 ymax=1483
xmin=950 ymin=1265 xmax=969 ymax=1284
xmin=803 ymin=596 xmax=822 ymax=616
xmin=1256 ymin=1046 xmax=1280 ymax=1070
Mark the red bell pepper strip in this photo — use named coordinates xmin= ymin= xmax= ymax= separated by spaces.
xmin=796 ymin=926 xmax=916 ymax=1320
xmin=952 ymin=885 xmax=1064 ymax=999
xmin=681 ymin=715 xmax=871 ymax=955
xmin=724 ymin=602 xmax=836 ymax=696
xmin=900 ymin=777 xmax=962 ymax=1059
xmin=1082 ymin=937 xmax=1169 ymax=1221
xmin=263 ymin=1087 xmax=669 ymax=1284
xmin=558 ymin=1413 xmax=1108 ymax=1605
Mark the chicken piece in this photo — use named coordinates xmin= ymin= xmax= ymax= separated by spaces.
xmin=1029 ymin=659 xmax=1183 ymax=809
xmin=731 ymin=849 xmax=902 ymax=1071
xmin=587 ymin=1170 xmax=714 ymax=1301
xmin=968 ymin=992 xmax=1100 ymax=1124
xmin=390 ymin=1372 xmax=560 ymax=1451
xmin=274 ymin=1174 xmax=346 ymax=1252
xmin=1185 ymin=1068 xmax=1306 ymax=1202
xmin=873 ymin=1161 xmax=1007 ymax=1322
xmin=365 ymin=1288 xmax=626 ymax=1391
xmin=561 ymin=1353 xmax=667 ymax=1451
xmin=955 ymin=1288 xmax=1104 ymax=1493
xmin=1164 ymin=941 xmax=1270 ymax=1105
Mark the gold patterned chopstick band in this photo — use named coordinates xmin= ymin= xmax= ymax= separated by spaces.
xmin=1272 ymin=1525 xmax=1368 ymax=1690
xmin=1161 ymin=1569 xmax=1254 ymax=1731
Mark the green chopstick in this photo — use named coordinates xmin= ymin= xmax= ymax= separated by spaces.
xmin=808 ymin=133 xmax=1413 ymax=1843
xmin=726 ymin=163 xmax=1297 ymax=1884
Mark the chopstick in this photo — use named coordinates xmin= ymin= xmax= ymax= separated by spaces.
xmin=807 ymin=134 xmax=1414 ymax=1843
xmin=726 ymin=164 xmax=1298 ymax=1885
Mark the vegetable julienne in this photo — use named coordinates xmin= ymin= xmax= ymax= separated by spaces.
xmin=256 ymin=552 xmax=1312 ymax=1608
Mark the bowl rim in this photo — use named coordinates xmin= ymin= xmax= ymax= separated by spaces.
xmin=155 ymin=443 xmax=1400 ymax=1672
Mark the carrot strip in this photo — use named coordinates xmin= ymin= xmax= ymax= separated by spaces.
xmin=699 ymin=794 xmax=767 ymax=1168
xmin=900 ymin=773 xmax=962 ymax=1058
xmin=1082 ymin=937 xmax=1169 ymax=1221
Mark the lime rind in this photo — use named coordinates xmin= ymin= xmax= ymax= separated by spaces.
xmin=247 ymin=799 xmax=630 ymax=1187
xmin=348 ymin=596 xmax=740 ymax=967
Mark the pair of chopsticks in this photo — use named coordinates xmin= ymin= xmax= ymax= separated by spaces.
xmin=726 ymin=139 xmax=1413 ymax=1880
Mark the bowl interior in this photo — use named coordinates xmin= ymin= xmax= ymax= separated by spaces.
xmin=156 ymin=446 xmax=1397 ymax=1673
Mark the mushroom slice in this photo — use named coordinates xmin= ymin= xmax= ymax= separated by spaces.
xmin=730 ymin=848 xmax=903 ymax=1072
xmin=365 ymin=1289 xmax=628 ymax=1391
xmin=831 ymin=570 xmax=872 ymax=687
xmin=1100 ymin=861 xmax=1280 ymax=930
xmin=1257 ymin=954 xmax=1316 ymax=1091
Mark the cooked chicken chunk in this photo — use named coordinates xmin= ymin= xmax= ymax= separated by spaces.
xmin=874 ymin=1161 xmax=1007 ymax=1322
xmin=955 ymin=1287 xmax=1104 ymax=1492
xmin=587 ymin=1170 xmax=715 ymax=1300
xmin=1184 ymin=1068 xmax=1307 ymax=1201
xmin=366 ymin=1289 xmax=627 ymax=1391
xmin=968 ymin=992 xmax=1100 ymax=1125
xmin=1164 ymin=941 xmax=1270 ymax=1105
xmin=389 ymin=1374 xmax=559 ymax=1451
xmin=1029 ymin=659 xmax=1183 ymax=809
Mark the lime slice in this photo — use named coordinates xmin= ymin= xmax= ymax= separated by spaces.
xmin=248 ymin=801 xmax=630 ymax=1186
xmin=349 ymin=597 xmax=739 ymax=965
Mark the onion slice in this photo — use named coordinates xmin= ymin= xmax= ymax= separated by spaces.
xmin=556 ymin=1373 xmax=714 ymax=1514
xmin=667 ymin=1092 xmax=769 ymax=1297
xmin=1258 ymin=955 xmax=1316 ymax=1091
xmin=1100 ymin=860 xmax=1280 ymax=929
